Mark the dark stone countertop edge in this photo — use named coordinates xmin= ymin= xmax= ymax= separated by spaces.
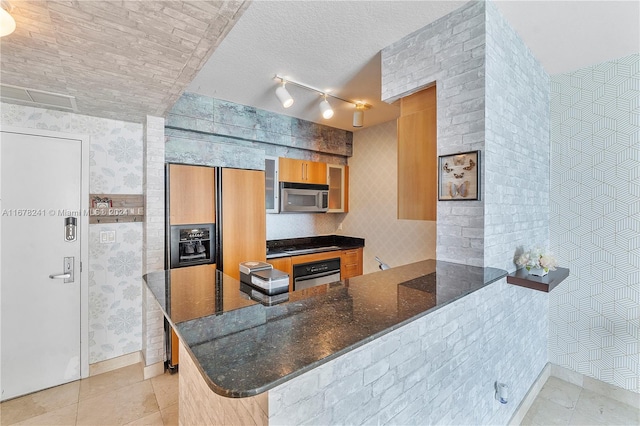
xmin=229 ymin=272 xmax=507 ymax=397
xmin=266 ymin=235 xmax=364 ymax=259
xmin=178 ymin=265 xmax=508 ymax=398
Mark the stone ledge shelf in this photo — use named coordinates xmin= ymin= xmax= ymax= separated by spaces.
xmin=506 ymin=267 xmax=570 ymax=292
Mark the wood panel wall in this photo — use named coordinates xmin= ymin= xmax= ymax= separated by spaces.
xmin=397 ymin=85 xmax=437 ymax=221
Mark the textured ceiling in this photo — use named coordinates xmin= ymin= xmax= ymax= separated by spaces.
xmin=189 ymin=0 xmax=639 ymax=131
xmin=188 ymin=1 xmax=466 ymax=131
xmin=1 ymin=1 xmax=637 ymax=129
xmin=0 ymin=0 xmax=249 ymax=122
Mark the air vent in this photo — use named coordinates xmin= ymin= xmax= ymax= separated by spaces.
xmin=0 ymin=84 xmax=77 ymax=111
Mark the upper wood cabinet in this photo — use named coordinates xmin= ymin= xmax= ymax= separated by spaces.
xmin=221 ymin=168 xmax=266 ymax=280
xmin=327 ymin=164 xmax=349 ymax=213
xmin=397 ymin=85 xmax=437 ymax=221
xmin=168 ymin=164 xmax=215 ymax=225
xmin=265 ymin=156 xmax=279 ymax=213
xmin=279 ymin=158 xmax=327 ymax=184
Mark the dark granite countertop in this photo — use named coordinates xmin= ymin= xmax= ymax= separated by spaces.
xmin=143 ymin=260 xmax=506 ymax=398
xmin=266 ymin=235 xmax=364 ymax=259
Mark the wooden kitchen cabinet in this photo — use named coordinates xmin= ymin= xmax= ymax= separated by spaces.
xmin=168 ymin=264 xmax=217 ymax=367
xmin=340 ymin=247 xmax=363 ymax=279
xmin=327 ymin=164 xmax=349 ymax=213
xmin=279 ymin=158 xmax=327 ymax=184
xmin=221 ymin=168 xmax=266 ymax=280
xmin=267 ymin=257 xmax=293 ymax=291
xmin=265 ymin=156 xmax=279 ymax=213
xmin=397 ymin=85 xmax=437 ymax=221
xmin=168 ymin=164 xmax=216 ymax=225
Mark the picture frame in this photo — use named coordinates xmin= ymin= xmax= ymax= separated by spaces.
xmin=438 ymin=150 xmax=480 ymax=201
xmin=92 ymin=197 xmax=112 ymax=208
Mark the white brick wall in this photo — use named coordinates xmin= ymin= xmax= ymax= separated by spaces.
xmin=483 ymin=2 xmax=550 ymax=271
xmin=268 ymin=278 xmax=548 ymax=425
xmin=142 ymin=115 xmax=166 ymax=366
xmin=381 ymin=1 xmax=486 ymax=266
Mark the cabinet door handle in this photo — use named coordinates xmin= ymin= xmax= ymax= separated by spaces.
xmin=301 ymin=163 xmax=305 ymax=180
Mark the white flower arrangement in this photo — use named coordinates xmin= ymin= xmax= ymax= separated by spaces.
xmin=515 ymin=247 xmax=558 ymax=272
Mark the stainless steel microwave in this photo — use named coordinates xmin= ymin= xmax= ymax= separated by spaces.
xmin=280 ymin=182 xmax=329 ymax=213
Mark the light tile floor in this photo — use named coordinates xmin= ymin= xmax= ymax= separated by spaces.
xmin=0 ymin=363 xmax=178 ymax=426
xmin=2 ymin=365 xmax=638 ymax=425
xmin=522 ymin=377 xmax=640 ymax=426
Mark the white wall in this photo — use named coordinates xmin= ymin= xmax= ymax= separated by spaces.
xmin=340 ymin=120 xmax=436 ymax=274
xmin=1 ymin=103 xmax=144 ymax=364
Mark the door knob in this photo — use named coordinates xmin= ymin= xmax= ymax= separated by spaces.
xmin=49 ymin=257 xmax=74 ymax=283
xmin=49 ymin=273 xmax=71 ymax=279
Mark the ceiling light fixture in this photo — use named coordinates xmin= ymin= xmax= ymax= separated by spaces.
xmin=353 ymin=103 xmax=365 ymax=128
xmin=275 ymin=81 xmax=294 ymax=108
xmin=319 ymin=95 xmax=334 ymax=119
xmin=274 ymin=75 xmax=371 ymax=127
xmin=0 ymin=0 xmax=16 ymax=37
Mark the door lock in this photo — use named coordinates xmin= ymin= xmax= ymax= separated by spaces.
xmin=49 ymin=257 xmax=74 ymax=283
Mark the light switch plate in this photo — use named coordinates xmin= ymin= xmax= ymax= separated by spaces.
xmin=100 ymin=230 xmax=116 ymax=244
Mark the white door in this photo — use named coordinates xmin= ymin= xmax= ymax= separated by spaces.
xmin=1 ymin=130 xmax=83 ymax=401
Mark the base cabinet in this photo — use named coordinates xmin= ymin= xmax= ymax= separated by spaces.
xmin=268 ymin=247 xmax=364 ymax=291
xmin=341 ymin=248 xmax=363 ymax=279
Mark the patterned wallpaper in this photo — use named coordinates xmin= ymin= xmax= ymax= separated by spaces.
xmin=1 ymin=103 xmax=144 ymax=364
xmin=340 ymin=120 xmax=436 ymax=274
xmin=549 ymin=54 xmax=640 ymax=393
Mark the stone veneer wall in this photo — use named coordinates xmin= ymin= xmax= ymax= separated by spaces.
xmin=375 ymin=0 xmax=553 ymax=420
xmin=142 ymin=115 xmax=166 ymax=369
xmin=179 ymin=342 xmax=268 ymax=425
xmin=381 ymin=0 xmax=486 ymax=266
xmin=339 ymin=120 xmax=436 ymax=274
xmin=164 ymin=92 xmax=350 ymax=238
xmin=268 ymin=279 xmax=548 ymax=425
xmin=483 ymin=2 xmax=550 ymax=270
xmin=549 ymin=54 xmax=640 ymax=393
xmin=0 ymin=103 xmax=145 ymax=364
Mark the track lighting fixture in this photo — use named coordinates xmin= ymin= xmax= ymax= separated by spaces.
xmin=0 ymin=0 xmax=16 ymax=37
xmin=353 ymin=103 xmax=365 ymax=128
xmin=275 ymin=81 xmax=294 ymax=108
xmin=319 ymin=95 xmax=334 ymax=119
xmin=274 ymin=75 xmax=371 ymax=127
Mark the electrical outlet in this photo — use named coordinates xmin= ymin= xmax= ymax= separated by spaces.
xmin=100 ymin=230 xmax=116 ymax=244
xmin=338 ymin=223 xmax=343 ymax=230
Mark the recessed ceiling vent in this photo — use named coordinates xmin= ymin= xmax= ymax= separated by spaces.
xmin=0 ymin=84 xmax=78 ymax=111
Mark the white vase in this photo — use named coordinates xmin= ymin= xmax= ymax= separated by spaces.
xmin=528 ymin=267 xmax=548 ymax=277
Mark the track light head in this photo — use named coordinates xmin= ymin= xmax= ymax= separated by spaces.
xmin=0 ymin=0 xmax=16 ymax=37
xmin=319 ymin=96 xmax=334 ymax=119
xmin=275 ymin=81 xmax=294 ymax=108
xmin=353 ymin=103 xmax=365 ymax=127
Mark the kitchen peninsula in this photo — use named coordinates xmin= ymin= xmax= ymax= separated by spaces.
xmin=143 ymin=260 xmax=507 ymax=425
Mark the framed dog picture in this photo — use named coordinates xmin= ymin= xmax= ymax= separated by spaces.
xmin=438 ymin=150 xmax=480 ymax=201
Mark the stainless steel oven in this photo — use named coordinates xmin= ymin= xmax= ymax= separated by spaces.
xmin=169 ymin=223 xmax=215 ymax=268
xmin=293 ymin=258 xmax=341 ymax=291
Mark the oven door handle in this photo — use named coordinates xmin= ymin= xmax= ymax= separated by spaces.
xmin=295 ymin=270 xmax=340 ymax=282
